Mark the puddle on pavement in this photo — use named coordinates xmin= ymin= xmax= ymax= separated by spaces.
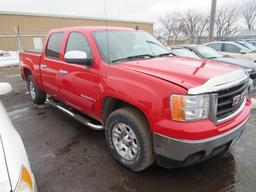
xmin=119 ymin=155 xmax=237 ymax=192
xmin=54 ymin=135 xmax=83 ymax=156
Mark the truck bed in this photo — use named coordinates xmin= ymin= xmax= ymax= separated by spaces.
xmin=23 ymin=48 xmax=42 ymax=54
xmin=20 ymin=50 xmax=41 ymax=65
xmin=19 ymin=50 xmax=43 ymax=90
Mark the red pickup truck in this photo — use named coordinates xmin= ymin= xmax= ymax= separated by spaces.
xmin=20 ymin=26 xmax=251 ymax=171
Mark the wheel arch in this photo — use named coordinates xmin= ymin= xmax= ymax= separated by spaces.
xmin=23 ymin=67 xmax=32 ymax=80
xmin=102 ymin=96 xmax=151 ymax=128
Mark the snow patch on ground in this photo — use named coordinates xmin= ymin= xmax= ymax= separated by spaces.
xmin=0 ymin=51 xmax=19 ymax=68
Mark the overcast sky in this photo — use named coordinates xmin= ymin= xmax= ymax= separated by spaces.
xmin=1 ymin=0 xmax=242 ymax=27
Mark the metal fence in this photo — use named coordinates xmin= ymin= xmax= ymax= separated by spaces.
xmin=0 ymin=27 xmax=47 ymax=51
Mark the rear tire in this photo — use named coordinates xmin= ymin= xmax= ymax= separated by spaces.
xmin=105 ymin=107 xmax=155 ymax=172
xmin=27 ymin=75 xmax=46 ymax=105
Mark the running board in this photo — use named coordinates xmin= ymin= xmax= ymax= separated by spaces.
xmin=46 ymin=98 xmax=103 ymax=130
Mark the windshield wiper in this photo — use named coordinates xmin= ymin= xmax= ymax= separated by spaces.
xmin=155 ymin=52 xmax=174 ymax=57
xmin=206 ymin=56 xmax=219 ymax=59
xmin=111 ymin=54 xmax=155 ymax=63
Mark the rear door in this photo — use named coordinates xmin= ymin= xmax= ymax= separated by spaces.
xmin=58 ymin=32 xmax=100 ymax=116
xmin=40 ymin=32 xmax=64 ymax=97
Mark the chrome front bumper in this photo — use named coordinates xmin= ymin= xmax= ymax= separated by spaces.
xmin=153 ymin=118 xmax=248 ymax=167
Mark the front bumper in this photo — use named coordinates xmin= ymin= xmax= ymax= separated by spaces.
xmin=153 ymin=117 xmax=248 ymax=168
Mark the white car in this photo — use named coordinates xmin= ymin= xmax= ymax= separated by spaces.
xmin=0 ymin=83 xmax=37 ymax=192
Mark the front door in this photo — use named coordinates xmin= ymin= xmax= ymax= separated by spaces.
xmin=58 ymin=32 xmax=100 ymax=116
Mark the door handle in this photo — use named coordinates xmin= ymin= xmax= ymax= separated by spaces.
xmin=41 ymin=64 xmax=47 ymax=69
xmin=58 ymin=69 xmax=68 ymax=75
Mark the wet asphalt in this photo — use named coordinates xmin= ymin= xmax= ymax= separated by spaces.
xmin=0 ymin=67 xmax=256 ymax=192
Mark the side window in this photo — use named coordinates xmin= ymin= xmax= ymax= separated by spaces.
xmin=46 ymin=32 xmax=64 ymax=59
xmin=223 ymin=43 xmax=241 ymax=53
xmin=208 ymin=43 xmax=222 ymax=51
xmin=65 ymin=32 xmax=92 ymax=57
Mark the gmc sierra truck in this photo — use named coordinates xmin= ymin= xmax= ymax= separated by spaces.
xmin=20 ymin=27 xmax=251 ymax=171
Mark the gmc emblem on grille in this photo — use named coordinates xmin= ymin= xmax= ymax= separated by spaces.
xmin=232 ymin=91 xmax=247 ymax=107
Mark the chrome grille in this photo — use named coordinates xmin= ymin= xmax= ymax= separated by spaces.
xmin=216 ymin=81 xmax=248 ymax=121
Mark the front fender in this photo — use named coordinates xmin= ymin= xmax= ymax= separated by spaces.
xmin=99 ymin=69 xmax=187 ymax=132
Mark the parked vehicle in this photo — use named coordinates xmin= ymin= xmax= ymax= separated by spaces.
xmin=170 ymin=45 xmax=256 ymax=89
xmin=0 ymin=83 xmax=37 ymax=192
xmin=169 ymin=47 xmax=200 ymax=59
xmin=20 ymin=27 xmax=251 ymax=171
xmin=205 ymin=41 xmax=256 ymax=62
xmin=241 ymin=39 xmax=256 ymax=46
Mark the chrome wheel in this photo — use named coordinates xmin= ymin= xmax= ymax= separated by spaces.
xmin=112 ymin=123 xmax=140 ymax=161
xmin=29 ymin=81 xmax=36 ymax=100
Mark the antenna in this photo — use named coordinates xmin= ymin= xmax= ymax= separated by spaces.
xmin=104 ymin=0 xmax=110 ymax=63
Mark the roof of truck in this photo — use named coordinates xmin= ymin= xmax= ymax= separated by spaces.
xmin=50 ymin=26 xmax=140 ymax=33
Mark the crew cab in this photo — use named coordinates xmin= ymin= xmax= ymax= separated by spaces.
xmin=19 ymin=27 xmax=251 ymax=171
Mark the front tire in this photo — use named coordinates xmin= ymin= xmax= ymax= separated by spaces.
xmin=105 ymin=107 xmax=154 ymax=172
xmin=27 ymin=75 xmax=46 ymax=105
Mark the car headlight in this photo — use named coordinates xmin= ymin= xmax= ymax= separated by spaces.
xmin=15 ymin=166 xmax=34 ymax=192
xmin=170 ymin=94 xmax=210 ymax=121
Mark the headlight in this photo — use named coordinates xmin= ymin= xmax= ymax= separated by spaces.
xmin=15 ymin=166 xmax=34 ymax=192
xmin=170 ymin=94 xmax=210 ymax=121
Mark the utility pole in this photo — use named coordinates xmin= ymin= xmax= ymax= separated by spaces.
xmin=209 ymin=0 xmax=217 ymax=42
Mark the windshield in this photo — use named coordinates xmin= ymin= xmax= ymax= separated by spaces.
xmin=236 ymin=41 xmax=256 ymax=53
xmin=92 ymin=30 xmax=170 ymax=63
xmin=193 ymin=45 xmax=223 ymax=59
xmin=171 ymin=48 xmax=200 ymax=59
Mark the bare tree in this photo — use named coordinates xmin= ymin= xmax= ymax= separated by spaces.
xmin=172 ymin=24 xmax=181 ymax=42
xmin=179 ymin=10 xmax=200 ymax=43
xmin=159 ymin=14 xmax=175 ymax=45
xmin=179 ymin=10 xmax=209 ymax=43
xmin=215 ymin=7 xmax=238 ymax=40
xmin=170 ymin=17 xmax=182 ymax=44
xmin=158 ymin=10 xmax=209 ymax=44
xmin=153 ymin=28 xmax=166 ymax=44
xmin=197 ymin=16 xmax=209 ymax=43
xmin=242 ymin=0 xmax=256 ymax=30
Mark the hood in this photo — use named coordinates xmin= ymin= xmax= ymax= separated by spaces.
xmin=0 ymin=102 xmax=31 ymax=191
xmin=213 ymin=56 xmax=256 ymax=70
xmin=119 ymin=56 xmax=240 ymax=90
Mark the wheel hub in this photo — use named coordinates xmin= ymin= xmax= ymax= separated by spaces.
xmin=29 ymin=81 xmax=36 ymax=100
xmin=112 ymin=123 xmax=140 ymax=161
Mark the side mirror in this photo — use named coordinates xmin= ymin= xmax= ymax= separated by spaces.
xmin=64 ymin=51 xmax=93 ymax=67
xmin=240 ymin=50 xmax=247 ymax=54
xmin=0 ymin=83 xmax=12 ymax=96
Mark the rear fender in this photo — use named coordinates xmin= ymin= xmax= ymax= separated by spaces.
xmin=21 ymin=55 xmax=44 ymax=91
